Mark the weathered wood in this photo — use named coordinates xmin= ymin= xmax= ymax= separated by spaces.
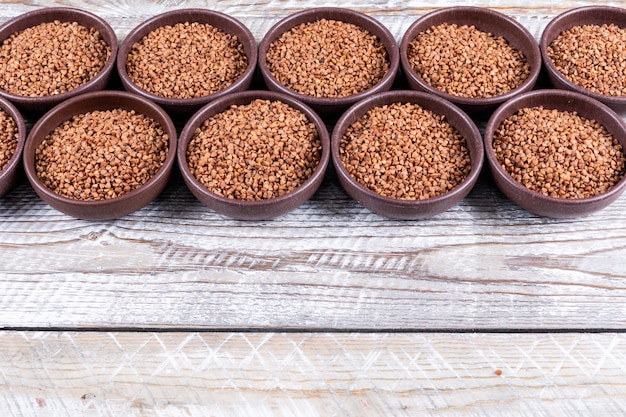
xmin=2 ymin=168 xmax=626 ymax=330
xmin=1 ymin=331 xmax=625 ymax=416
xmin=1 ymin=0 xmax=626 ymax=331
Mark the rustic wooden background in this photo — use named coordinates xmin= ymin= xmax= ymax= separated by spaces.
xmin=1 ymin=0 xmax=625 ymax=415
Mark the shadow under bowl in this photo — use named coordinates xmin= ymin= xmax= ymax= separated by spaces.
xmin=484 ymin=89 xmax=626 ymax=218
xmin=331 ymin=90 xmax=484 ymax=220
xmin=23 ymin=91 xmax=177 ymax=220
xmin=0 ymin=97 xmax=27 ymax=198
xmin=540 ymin=6 xmax=626 ymax=114
xmin=177 ymin=90 xmax=330 ymax=220
xmin=400 ymin=6 xmax=541 ymax=118
xmin=258 ymin=7 xmax=399 ymax=118
xmin=117 ymin=8 xmax=258 ymax=115
xmin=0 ymin=7 xmax=118 ymax=114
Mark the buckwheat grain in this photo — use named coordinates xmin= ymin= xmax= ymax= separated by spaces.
xmin=339 ymin=102 xmax=471 ymax=200
xmin=265 ymin=19 xmax=390 ymax=98
xmin=35 ymin=109 xmax=169 ymax=201
xmin=407 ymin=23 xmax=530 ymax=98
xmin=0 ymin=109 xmax=18 ymax=171
xmin=186 ymin=99 xmax=322 ymax=201
xmin=548 ymin=23 xmax=626 ymax=96
xmin=126 ymin=22 xmax=248 ymax=99
xmin=493 ymin=106 xmax=626 ymax=198
xmin=0 ymin=21 xmax=111 ymax=97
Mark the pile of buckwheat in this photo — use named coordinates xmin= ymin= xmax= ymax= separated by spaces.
xmin=126 ymin=22 xmax=248 ymax=99
xmin=407 ymin=23 xmax=530 ymax=98
xmin=35 ymin=109 xmax=169 ymax=201
xmin=0 ymin=109 xmax=18 ymax=171
xmin=548 ymin=23 xmax=626 ymax=96
xmin=0 ymin=21 xmax=111 ymax=97
xmin=493 ymin=106 xmax=626 ymax=199
xmin=186 ymin=99 xmax=322 ymax=201
xmin=265 ymin=19 xmax=390 ymax=98
xmin=339 ymin=102 xmax=471 ymax=200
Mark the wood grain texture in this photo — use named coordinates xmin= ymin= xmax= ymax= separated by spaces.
xmin=1 ymin=331 xmax=625 ymax=416
xmin=1 ymin=0 xmax=626 ymax=330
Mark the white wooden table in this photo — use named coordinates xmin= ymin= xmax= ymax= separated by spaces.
xmin=1 ymin=0 xmax=625 ymax=415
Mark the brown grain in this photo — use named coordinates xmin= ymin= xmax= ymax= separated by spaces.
xmin=548 ymin=23 xmax=626 ymax=96
xmin=0 ymin=108 xmax=18 ymax=171
xmin=339 ymin=102 xmax=471 ymax=200
xmin=0 ymin=21 xmax=111 ymax=97
xmin=126 ymin=22 xmax=248 ymax=99
xmin=407 ymin=23 xmax=530 ymax=98
xmin=35 ymin=109 xmax=169 ymax=201
xmin=493 ymin=106 xmax=626 ymax=199
xmin=265 ymin=19 xmax=390 ymax=98
xmin=186 ymin=99 xmax=321 ymax=201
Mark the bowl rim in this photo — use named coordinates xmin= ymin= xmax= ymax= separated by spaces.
xmin=331 ymin=90 xmax=484 ymax=209
xmin=0 ymin=7 xmax=118 ymax=109
xmin=399 ymin=6 xmax=542 ymax=108
xmin=116 ymin=8 xmax=258 ymax=109
xmin=539 ymin=5 xmax=626 ymax=107
xmin=0 ymin=96 xmax=27 ymax=186
xmin=177 ymin=89 xmax=331 ymax=211
xmin=484 ymin=89 xmax=626 ymax=207
xmin=257 ymin=7 xmax=400 ymax=109
xmin=23 ymin=90 xmax=178 ymax=213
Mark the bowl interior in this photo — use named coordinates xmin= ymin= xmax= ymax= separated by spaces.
xmin=117 ymin=9 xmax=258 ymax=112
xmin=484 ymin=89 xmax=626 ymax=217
xmin=177 ymin=90 xmax=330 ymax=220
xmin=0 ymin=98 xmax=27 ymax=197
xmin=540 ymin=6 xmax=626 ymax=107
xmin=331 ymin=90 xmax=484 ymax=219
xmin=0 ymin=7 xmax=118 ymax=113
xmin=258 ymin=7 xmax=399 ymax=113
xmin=541 ymin=6 xmax=626 ymax=47
xmin=400 ymin=7 xmax=541 ymax=110
xmin=23 ymin=91 xmax=177 ymax=220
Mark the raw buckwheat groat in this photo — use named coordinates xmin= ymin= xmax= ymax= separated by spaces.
xmin=0 ymin=21 xmax=111 ymax=97
xmin=186 ymin=99 xmax=322 ymax=201
xmin=339 ymin=102 xmax=471 ymax=200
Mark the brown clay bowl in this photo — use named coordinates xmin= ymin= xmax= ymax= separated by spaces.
xmin=0 ymin=7 xmax=118 ymax=114
xmin=540 ymin=6 xmax=626 ymax=114
xmin=117 ymin=9 xmax=257 ymax=115
xmin=258 ymin=7 xmax=399 ymax=118
xmin=23 ymin=91 xmax=177 ymax=220
xmin=177 ymin=90 xmax=330 ymax=220
xmin=484 ymin=89 xmax=626 ymax=218
xmin=0 ymin=97 xmax=27 ymax=198
xmin=400 ymin=6 xmax=541 ymax=117
xmin=331 ymin=90 xmax=484 ymax=220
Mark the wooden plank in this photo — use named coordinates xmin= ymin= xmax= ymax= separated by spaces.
xmin=1 ymin=331 xmax=625 ymax=416
xmin=1 ymin=0 xmax=626 ymax=330
xmin=2 ymin=170 xmax=626 ymax=330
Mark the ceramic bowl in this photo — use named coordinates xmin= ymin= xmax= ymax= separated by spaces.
xmin=400 ymin=6 xmax=541 ymax=117
xmin=117 ymin=9 xmax=257 ymax=115
xmin=23 ymin=91 xmax=177 ymax=220
xmin=331 ymin=90 xmax=484 ymax=220
xmin=0 ymin=7 xmax=118 ymax=114
xmin=540 ymin=6 xmax=626 ymax=114
xmin=258 ymin=7 xmax=399 ymax=118
xmin=484 ymin=89 xmax=626 ymax=218
xmin=178 ymin=90 xmax=330 ymax=220
xmin=0 ymin=97 xmax=27 ymax=198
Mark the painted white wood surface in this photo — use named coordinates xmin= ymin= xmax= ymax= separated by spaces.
xmin=2 ymin=331 xmax=626 ymax=417
xmin=1 ymin=0 xmax=626 ymax=331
